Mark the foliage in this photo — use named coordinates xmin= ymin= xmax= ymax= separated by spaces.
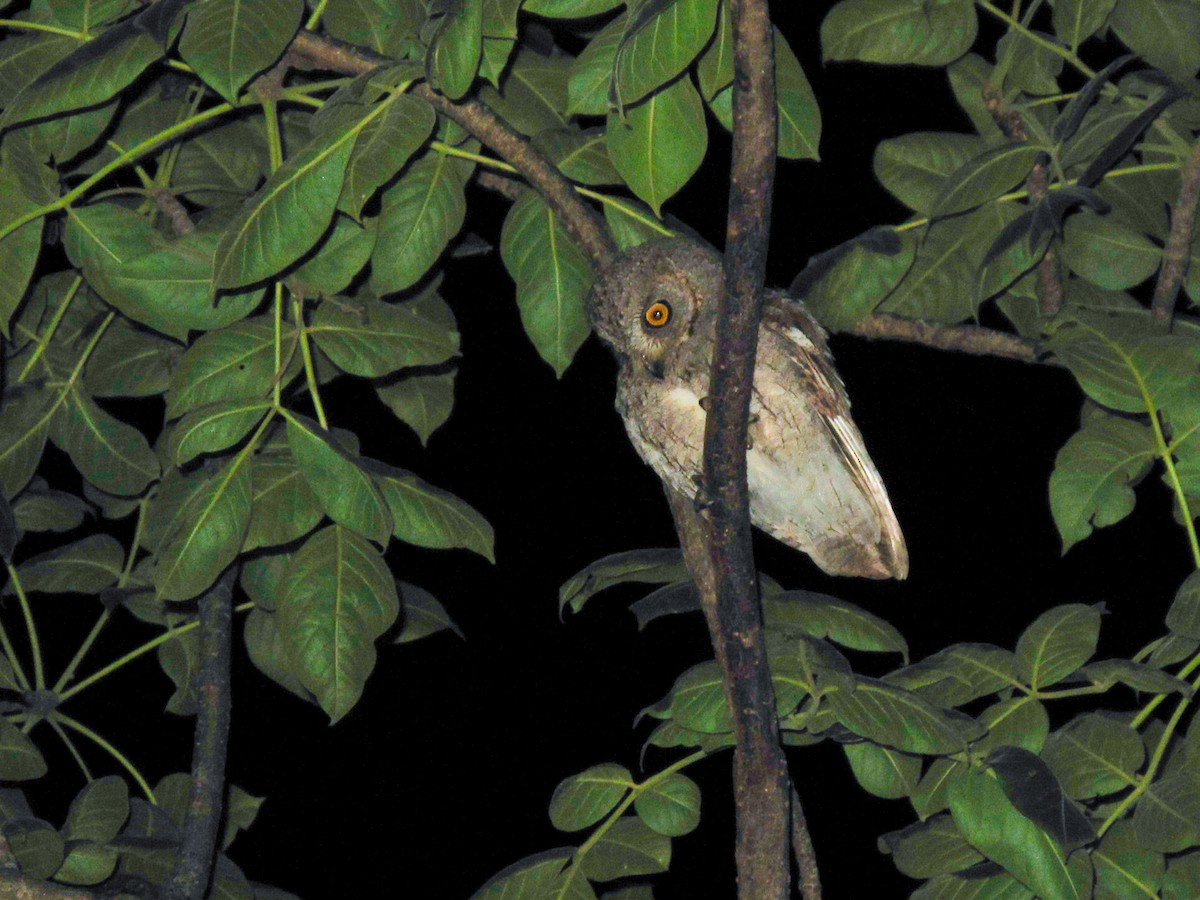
xmin=1 ymin=0 xmax=1200 ymax=896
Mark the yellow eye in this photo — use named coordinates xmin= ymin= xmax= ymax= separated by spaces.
xmin=645 ymin=301 xmax=672 ymax=327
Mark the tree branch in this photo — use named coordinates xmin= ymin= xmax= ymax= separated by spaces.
xmin=1152 ymin=138 xmax=1200 ymax=324
xmin=791 ymin=787 xmax=821 ymax=900
xmin=289 ymin=31 xmax=616 ymax=269
xmin=667 ymin=0 xmax=796 ymax=897
xmin=852 ymin=313 xmax=1048 ymax=364
xmin=163 ymin=568 xmax=235 ymax=900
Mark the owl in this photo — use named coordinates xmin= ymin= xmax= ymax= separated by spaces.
xmin=589 ymin=238 xmax=908 ymax=580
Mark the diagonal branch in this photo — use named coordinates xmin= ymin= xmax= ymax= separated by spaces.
xmin=852 ymin=313 xmax=1047 ymax=364
xmin=163 ymin=567 xmax=236 ymax=900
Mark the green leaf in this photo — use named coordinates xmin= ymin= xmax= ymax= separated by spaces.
xmin=174 ymin=118 xmax=269 ymax=207
xmin=154 ymin=458 xmax=254 ymax=601
xmin=375 ymin=372 xmax=456 ymax=445
xmin=1014 ymin=604 xmax=1102 ymax=691
xmin=634 ymin=773 xmax=700 ymax=837
xmin=15 ymin=534 xmax=123 ymax=594
xmin=826 ymin=677 xmax=984 ymax=754
xmin=874 ymin=132 xmax=984 ymax=215
xmin=1110 ymin=0 xmax=1200 ymax=81
xmin=52 ymin=388 xmax=159 ymax=496
xmin=287 ymin=415 xmax=392 ymax=546
xmin=1168 ymin=571 xmax=1200 ymax=639
xmin=579 ymin=817 xmax=670 ymax=882
xmin=338 ymin=94 xmax=435 ymax=220
xmin=1164 ymin=848 xmax=1200 ymax=900
xmin=427 ymin=0 xmax=482 ymax=99
xmin=1062 ymin=212 xmax=1161 ymax=290
xmin=880 ymin=814 xmax=983 ymax=879
xmin=0 ymin=719 xmax=47 ymax=781
xmin=1041 ymin=713 xmax=1143 ymax=800
xmin=708 ymin=28 xmax=821 ymax=160
xmin=567 ymin=12 xmax=624 ymax=116
xmin=167 ymin=318 xmax=288 ymax=418
xmin=244 ymin=607 xmax=309 ymax=698
xmin=994 ymin=28 xmax=1062 ymax=96
xmin=696 ymin=0 xmax=732 ymax=100
xmin=472 ymin=851 xmax=573 ymax=900
xmin=5 ymin=817 xmax=63 ymax=878
xmin=289 ymin=216 xmax=377 ymax=296
xmin=947 ymin=53 xmax=1003 ymax=141
xmin=158 ymin=625 xmax=202 ymax=714
xmin=179 ymin=0 xmax=304 ymax=103
xmin=948 ymin=768 xmax=1079 ymax=900
xmin=1134 ymin=772 xmax=1200 ymax=853
xmin=843 ymin=742 xmax=921 ymax=800
xmin=214 ymin=132 xmax=355 ymax=289
xmin=1053 ymin=0 xmax=1117 ymax=51
xmin=608 ymin=76 xmax=706 ymax=216
xmin=559 ymin=548 xmax=687 ymax=615
xmin=763 ymin=590 xmax=908 ymax=659
xmin=1 ymin=22 xmax=162 ymax=130
xmin=532 ymin=126 xmax=621 ymax=186
xmin=323 ymin=0 xmax=406 ymax=53
xmin=377 ymin=468 xmax=494 ymax=560
xmin=64 ymin=776 xmax=128 ymax=843
xmin=66 ymin=208 xmax=264 ymax=341
xmin=973 ymin=698 xmax=1050 ymax=756
xmin=801 ymin=233 xmax=915 ymax=331
xmin=12 ymin=482 xmax=89 ymax=533
xmin=1096 ymin=820 xmax=1166 ymax=900
xmin=613 ymin=0 xmax=718 ymax=106
xmin=222 ymin=785 xmax=264 ymax=850
xmin=309 ymin=292 xmax=459 ymax=377
xmin=931 ymin=144 xmax=1043 ymax=218
xmin=54 ymin=842 xmax=118 ymax=886
xmin=481 ymin=48 xmax=571 ymax=137
xmin=1083 ymin=658 xmax=1191 ymax=695
xmin=278 ymin=524 xmax=400 ymax=722
xmin=821 ymin=0 xmax=978 ymax=66
xmin=0 ymin=166 xmax=44 ymax=340
xmin=85 ymin=323 xmax=182 ymax=398
xmin=549 ymin=763 xmax=632 ymax=832
xmin=168 ymin=399 xmax=272 ymax=466
xmin=0 ymin=33 xmax=80 ymax=109
xmin=242 ymin=446 xmax=324 ymax=551
xmin=500 ymin=191 xmax=594 ymax=376
xmin=1049 ymin=414 xmax=1155 ymax=551
xmin=370 ymin=154 xmax=467 ymax=294
xmin=395 ymin=581 xmax=462 ymax=643
xmin=889 ymin=642 xmax=1019 ymax=707
xmin=0 ymin=389 xmax=53 ymax=499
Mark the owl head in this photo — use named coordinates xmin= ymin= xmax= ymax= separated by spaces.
xmin=589 ymin=238 xmax=722 ymax=378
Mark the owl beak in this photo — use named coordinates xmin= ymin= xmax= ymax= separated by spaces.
xmin=642 ymin=356 xmax=665 ymax=380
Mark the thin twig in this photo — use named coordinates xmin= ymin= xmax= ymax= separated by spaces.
xmin=151 ymin=186 xmax=194 ymax=235
xmin=1153 ymin=139 xmax=1200 ymax=323
xmin=163 ymin=568 xmax=236 ymax=900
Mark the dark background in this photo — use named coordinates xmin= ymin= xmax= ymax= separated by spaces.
xmin=19 ymin=1 xmax=1194 ymax=897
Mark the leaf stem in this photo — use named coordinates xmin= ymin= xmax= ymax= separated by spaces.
xmin=1131 ymin=649 xmax=1200 ymax=728
xmin=18 ymin=275 xmax=83 ymax=383
xmin=304 ymin=0 xmax=331 ymax=31
xmin=559 ymin=750 xmax=707 ymax=891
xmin=263 ymin=99 xmax=284 ymax=173
xmin=0 ymin=18 xmax=84 ymax=38
xmin=975 ymin=1 xmax=1096 ymax=77
xmin=273 ymin=283 xmax=285 ymax=408
xmin=4 ymin=564 xmax=44 ymax=690
xmin=53 ymin=712 xmax=156 ymax=802
xmin=0 ymin=573 xmax=31 ymax=693
xmin=48 ymin=716 xmax=93 ymax=782
xmin=292 ymin=294 xmax=329 ymax=429
xmin=1097 ymin=662 xmax=1200 ymax=837
xmin=58 ymin=602 xmax=254 ymax=705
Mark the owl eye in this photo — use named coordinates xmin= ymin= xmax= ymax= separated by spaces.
xmin=644 ymin=301 xmax=672 ymax=328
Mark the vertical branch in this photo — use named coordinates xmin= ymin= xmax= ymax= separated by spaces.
xmin=984 ymin=87 xmax=1063 ymax=315
xmin=668 ymin=1 xmax=798 ymax=898
xmin=1153 ymin=139 xmax=1200 ymax=323
xmin=163 ymin=568 xmax=236 ymax=900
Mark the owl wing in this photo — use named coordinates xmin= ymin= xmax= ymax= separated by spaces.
xmin=755 ymin=293 xmax=908 ymax=579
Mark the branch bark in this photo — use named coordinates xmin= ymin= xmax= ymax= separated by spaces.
xmin=852 ymin=313 xmax=1047 ymax=364
xmin=163 ymin=567 xmax=235 ymax=900
xmin=1152 ymin=138 xmax=1200 ymax=324
xmin=665 ymin=1 xmax=797 ymax=898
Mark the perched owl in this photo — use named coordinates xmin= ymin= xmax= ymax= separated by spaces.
xmin=590 ymin=238 xmax=908 ymax=580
